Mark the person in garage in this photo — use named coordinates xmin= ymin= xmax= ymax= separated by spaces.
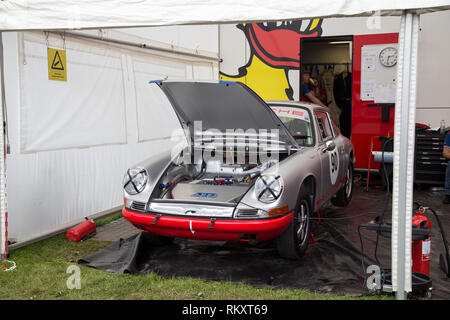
xmin=301 ymin=72 xmax=327 ymax=108
xmin=444 ymin=130 xmax=450 ymax=204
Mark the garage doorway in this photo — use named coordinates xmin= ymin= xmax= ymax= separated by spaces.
xmin=300 ymin=36 xmax=353 ymax=139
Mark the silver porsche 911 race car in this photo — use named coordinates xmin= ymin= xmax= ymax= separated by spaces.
xmin=122 ymin=81 xmax=354 ymax=259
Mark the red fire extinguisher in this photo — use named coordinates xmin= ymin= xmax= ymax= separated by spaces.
xmin=412 ymin=207 xmax=431 ymax=276
xmin=66 ymin=217 xmax=96 ymax=242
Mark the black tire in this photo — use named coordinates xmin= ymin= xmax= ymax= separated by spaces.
xmin=331 ymin=162 xmax=353 ymax=207
xmin=276 ymin=188 xmax=311 ymax=260
xmin=142 ymin=232 xmax=174 ymax=245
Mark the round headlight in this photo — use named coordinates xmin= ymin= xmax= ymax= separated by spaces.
xmin=123 ymin=168 xmax=148 ymax=195
xmin=254 ymin=175 xmax=283 ymax=203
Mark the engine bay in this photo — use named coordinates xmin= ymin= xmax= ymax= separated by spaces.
xmin=154 ymin=159 xmax=279 ymax=203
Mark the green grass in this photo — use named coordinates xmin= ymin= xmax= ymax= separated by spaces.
xmin=95 ymin=212 xmax=123 ymax=228
xmin=0 ymin=214 xmax=392 ymax=300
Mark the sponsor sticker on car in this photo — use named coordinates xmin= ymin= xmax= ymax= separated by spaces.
xmin=191 ymin=192 xmax=219 ymax=199
xmin=271 ymin=106 xmax=310 ymax=122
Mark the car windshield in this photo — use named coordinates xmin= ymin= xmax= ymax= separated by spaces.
xmin=270 ymin=105 xmax=314 ymax=146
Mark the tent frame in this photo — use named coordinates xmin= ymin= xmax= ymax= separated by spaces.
xmin=0 ymin=32 xmax=7 ymax=262
xmin=392 ymin=11 xmax=420 ymax=299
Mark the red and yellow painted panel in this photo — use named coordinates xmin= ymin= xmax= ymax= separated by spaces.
xmin=220 ymin=20 xmax=323 ymax=101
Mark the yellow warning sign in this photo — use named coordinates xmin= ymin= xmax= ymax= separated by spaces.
xmin=47 ymin=48 xmax=67 ymax=81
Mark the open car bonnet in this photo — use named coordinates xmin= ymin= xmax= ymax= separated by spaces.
xmin=157 ymin=81 xmax=297 ymax=149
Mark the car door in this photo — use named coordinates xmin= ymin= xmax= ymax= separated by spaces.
xmin=314 ymin=110 xmax=340 ymax=205
xmin=328 ymin=113 xmax=347 ymax=184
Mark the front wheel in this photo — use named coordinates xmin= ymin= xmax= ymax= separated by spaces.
xmin=276 ymin=190 xmax=311 ymax=260
xmin=331 ymin=163 xmax=353 ymax=207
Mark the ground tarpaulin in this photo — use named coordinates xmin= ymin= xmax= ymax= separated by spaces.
xmin=79 ymin=185 xmax=450 ymax=298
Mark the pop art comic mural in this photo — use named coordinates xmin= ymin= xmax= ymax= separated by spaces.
xmin=220 ymin=19 xmax=323 ymax=101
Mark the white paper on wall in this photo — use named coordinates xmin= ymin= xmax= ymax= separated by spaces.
xmin=374 ymin=83 xmax=397 ymax=103
xmin=360 ymin=43 xmax=398 ymax=101
xmin=362 ymin=51 xmax=377 ymax=72
xmin=361 ymin=79 xmax=376 ymax=100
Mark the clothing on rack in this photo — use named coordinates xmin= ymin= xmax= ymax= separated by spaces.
xmin=333 ymin=71 xmax=352 ymax=138
xmin=319 ymin=67 xmax=340 ymax=125
xmin=301 ymin=63 xmax=353 ymax=138
xmin=302 ymin=63 xmax=351 ymax=127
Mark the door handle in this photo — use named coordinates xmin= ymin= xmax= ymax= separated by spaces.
xmin=322 ymin=141 xmax=336 ymax=153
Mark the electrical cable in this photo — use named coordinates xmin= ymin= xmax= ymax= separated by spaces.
xmin=358 ymin=138 xmax=450 ymax=295
xmin=427 ymin=207 xmax=450 ymax=277
xmin=241 ymin=189 xmax=383 ymax=292
xmin=358 ymin=225 xmax=369 ymax=291
xmin=413 ymin=202 xmax=450 ymax=278
xmin=357 ymin=137 xmax=393 ymax=293
xmin=0 ymin=260 xmax=16 ymax=272
xmin=193 ymin=159 xmax=206 ymax=180
xmin=239 ymin=200 xmax=381 ymax=221
xmin=160 ymin=173 xmax=191 ymax=199
xmin=371 ymin=138 xmax=392 ymax=286
xmin=309 ymin=211 xmax=379 ymax=221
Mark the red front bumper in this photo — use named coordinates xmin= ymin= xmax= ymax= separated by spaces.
xmin=122 ymin=207 xmax=294 ymax=242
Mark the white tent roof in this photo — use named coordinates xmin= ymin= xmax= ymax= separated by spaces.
xmin=0 ymin=0 xmax=449 ymax=31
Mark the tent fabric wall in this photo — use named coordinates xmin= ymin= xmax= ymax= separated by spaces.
xmin=133 ymin=59 xmax=185 ymax=142
xmin=116 ymin=26 xmax=219 ymax=55
xmin=0 ymin=33 xmax=7 ymax=260
xmin=20 ymin=33 xmax=127 ymax=152
xmin=3 ymin=31 xmax=218 ymax=242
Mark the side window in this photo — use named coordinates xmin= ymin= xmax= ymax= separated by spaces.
xmin=329 ymin=115 xmax=341 ymax=137
xmin=315 ymin=111 xmax=333 ymax=141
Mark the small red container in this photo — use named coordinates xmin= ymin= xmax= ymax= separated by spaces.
xmin=66 ymin=218 xmax=96 ymax=242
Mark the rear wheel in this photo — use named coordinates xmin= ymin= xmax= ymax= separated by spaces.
xmin=331 ymin=163 xmax=353 ymax=207
xmin=276 ymin=189 xmax=311 ymax=260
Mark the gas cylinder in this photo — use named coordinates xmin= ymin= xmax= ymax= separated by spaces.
xmin=66 ymin=218 xmax=96 ymax=242
xmin=412 ymin=208 xmax=431 ymax=276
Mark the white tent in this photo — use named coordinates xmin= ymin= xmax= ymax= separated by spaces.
xmin=0 ymin=0 xmax=449 ymax=300
xmin=0 ymin=0 xmax=448 ymax=30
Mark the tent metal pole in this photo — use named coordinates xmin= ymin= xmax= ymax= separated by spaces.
xmin=391 ymin=10 xmax=420 ymax=300
xmin=47 ymin=31 xmax=221 ymax=62
xmin=0 ymin=31 xmax=7 ymax=260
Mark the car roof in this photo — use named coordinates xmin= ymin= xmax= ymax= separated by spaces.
xmin=266 ymin=100 xmax=329 ymax=114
